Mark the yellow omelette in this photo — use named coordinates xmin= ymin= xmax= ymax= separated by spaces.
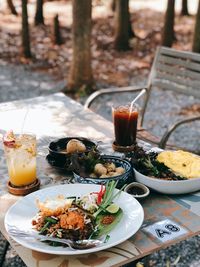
xmin=157 ymin=150 xmax=200 ymax=179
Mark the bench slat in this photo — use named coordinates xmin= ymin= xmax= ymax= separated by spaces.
xmin=153 ymin=80 xmax=200 ymax=98
xmin=159 ymin=47 xmax=200 ymax=62
xmin=156 ymin=62 xmax=200 ymax=81
xmin=155 ymin=71 xmax=200 ymax=90
xmin=158 ymin=55 xmax=200 ymax=72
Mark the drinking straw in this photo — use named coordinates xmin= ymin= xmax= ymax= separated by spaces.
xmin=21 ymin=108 xmax=29 ymax=134
xmin=129 ymin=89 xmax=146 ymax=114
xmin=125 ymin=89 xmax=146 ymax=145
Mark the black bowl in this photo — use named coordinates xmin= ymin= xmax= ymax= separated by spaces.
xmin=46 ymin=154 xmax=69 ymax=170
xmin=48 ymin=137 xmax=97 ymax=161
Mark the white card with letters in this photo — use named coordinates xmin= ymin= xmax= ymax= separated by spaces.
xmin=143 ymin=219 xmax=188 ymax=243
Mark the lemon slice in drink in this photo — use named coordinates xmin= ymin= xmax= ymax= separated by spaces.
xmin=106 ymin=203 xmax=119 ymax=214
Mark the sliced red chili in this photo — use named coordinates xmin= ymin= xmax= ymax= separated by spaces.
xmin=91 ymin=185 xmax=106 ymax=205
xmin=97 ymin=185 xmax=106 ymax=205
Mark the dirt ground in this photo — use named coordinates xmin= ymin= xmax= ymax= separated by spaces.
xmin=0 ymin=0 xmax=198 ymax=91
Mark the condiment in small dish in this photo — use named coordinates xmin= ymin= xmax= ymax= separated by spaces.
xmin=124 ymin=182 xmax=150 ymax=200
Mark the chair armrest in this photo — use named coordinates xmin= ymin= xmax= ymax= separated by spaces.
xmin=84 ymin=86 xmax=147 ymax=109
xmin=159 ymin=116 xmax=200 ymax=149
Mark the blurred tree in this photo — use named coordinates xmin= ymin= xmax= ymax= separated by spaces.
xmin=34 ymin=0 xmax=44 ymax=25
xmin=181 ymin=0 xmax=189 ymax=16
xmin=192 ymin=0 xmax=200 ymax=52
xmin=111 ymin=0 xmax=135 ymax=39
xmin=7 ymin=0 xmax=18 ymax=15
xmin=128 ymin=8 xmax=135 ymax=38
xmin=67 ymin=0 xmax=93 ymax=93
xmin=161 ymin=0 xmax=175 ymax=47
xmin=114 ymin=0 xmax=131 ymax=51
xmin=22 ymin=0 xmax=31 ymax=58
xmin=110 ymin=0 xmax=115 ymax=11
xmin=53 ymin=14 xmax=63 ymax=45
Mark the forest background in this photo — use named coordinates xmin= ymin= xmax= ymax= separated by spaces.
xmin=1 ymin=0 xmax=200 ymax=98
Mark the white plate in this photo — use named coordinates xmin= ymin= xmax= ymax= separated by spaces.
xmin=5 ymin=184 xmax=144 ymax=255
xmin=134 ymin=169 xmax=200 ymax=194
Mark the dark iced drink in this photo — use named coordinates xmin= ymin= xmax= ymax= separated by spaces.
xmin=113 ymin=104 xmax=138 ymax=146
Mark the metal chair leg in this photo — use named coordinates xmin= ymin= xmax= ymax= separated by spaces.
xmin=159 ymin=116 xmax=200 ymax=149
xmin=0 ymin=240 xmax=10 ymax=267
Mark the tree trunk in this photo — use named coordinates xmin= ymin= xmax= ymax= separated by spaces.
xmin=114 ymin=0 xmax=130 ymax=51
xmin=161 ymin=0 xmax=175 ymax=47
xmin=192 ymin=0 xmax=200 ymax=52
xmin=34 ymin=0 xmax=44 ymax=25
xmin=128 ymin=8 xmax=135 ymax=38
xmin=22 ymin=0 xmax=31 ymax=58
xmin=181 ymin=0 xmax=189 ymax=16
xmin=112 ymin=0 xmax=134 ymax=39
xmin=110 ymin=0 xmax=115 ymax=11
xmin=67 ymin=0 xmax=93 ymax=93
xmin=53 ymin=14 xmax=63 ymax=45
xmin=7 ymin=0 xmax=18 ymax=15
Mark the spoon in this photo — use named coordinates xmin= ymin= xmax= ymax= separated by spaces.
xmin=8 ymin=228 xmax=102 ymax=250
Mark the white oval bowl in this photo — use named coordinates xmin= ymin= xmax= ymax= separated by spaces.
xmin=134 ymin=169 xmax=200 ymax=194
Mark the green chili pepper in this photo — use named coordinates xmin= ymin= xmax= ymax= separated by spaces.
xmin=39 ymin=221 xmax=50 ymax=234
xmin=104 ymin=234 xmax=110 ymax=243
xmin=45 ymin=217 xmax=58 ymax=224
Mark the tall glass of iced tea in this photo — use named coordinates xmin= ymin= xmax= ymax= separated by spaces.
xmin=3 ymin=131 xmax=37 ymax=187
xmin=112 ymin=104 xmax=138 ymax=147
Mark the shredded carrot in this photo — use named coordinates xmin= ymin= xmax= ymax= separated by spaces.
xmin=59 ymin=211 xmax=85 ymax=230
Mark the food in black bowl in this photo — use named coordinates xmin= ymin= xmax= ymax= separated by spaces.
xmin=47 ymin=137 xmax=97 ymax=170
xmin=48 ymin=137 xmax=97 ymax=159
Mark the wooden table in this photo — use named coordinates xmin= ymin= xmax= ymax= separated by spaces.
xmin=1 ymin=93 xmax=200 ymax=267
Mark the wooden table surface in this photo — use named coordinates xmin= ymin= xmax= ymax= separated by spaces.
xmin=1 ymin=93 xmax=200 ymax=267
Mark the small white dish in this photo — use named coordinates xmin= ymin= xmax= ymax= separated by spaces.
xmin=124 ymin=182 xmax=150 ymax=199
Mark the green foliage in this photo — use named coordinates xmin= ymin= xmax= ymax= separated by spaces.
xmin=68 ymin=148 xmax=102 ymax=176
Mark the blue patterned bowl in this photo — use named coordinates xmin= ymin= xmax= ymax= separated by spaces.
xmin=73 ymin=155 xmax=132 ymax=187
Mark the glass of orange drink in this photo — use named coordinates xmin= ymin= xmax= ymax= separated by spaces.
xmin=3 ymin=131 xmax=37 ymax=187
